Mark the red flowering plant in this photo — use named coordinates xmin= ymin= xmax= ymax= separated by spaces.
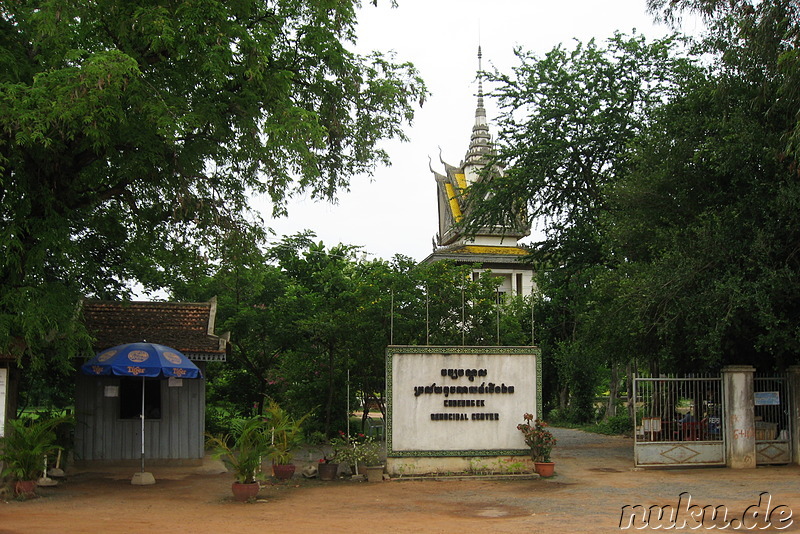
xmin=517 ymin=413 xmax=556 ymax=463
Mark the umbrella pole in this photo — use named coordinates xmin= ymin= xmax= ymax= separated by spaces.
xmin=131 ymin=375 xmax=155 ymax=485
xmin=140 ymin=375 xmax=145 ymax=474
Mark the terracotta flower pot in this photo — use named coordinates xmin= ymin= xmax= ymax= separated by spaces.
xmin=534 ymin=462 xmax=555 ymax=477
xmin=272 ymin=463 xmax=296 ymax=480
xmin=318 ymin=462 xmax=339 ymax=481
xmin=15 ymin=480 xmax=38 ymax=499
xmin=231 ymin=481 xmax=260 ymax=502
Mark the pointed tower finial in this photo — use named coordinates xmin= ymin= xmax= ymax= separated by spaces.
xmin=466 ymin=44 xmax=491 ymax=166
xmin=477 ymin=44 xmax=484 ymax=109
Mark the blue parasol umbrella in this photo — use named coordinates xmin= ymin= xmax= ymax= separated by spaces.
xmin=81 ymin=342 xmax=203 ymax=484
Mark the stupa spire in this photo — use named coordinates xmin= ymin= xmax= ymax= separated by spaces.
xmin=477 ymin=45 xmax=485 ymax=111
xmin=466 ymin=45 xmax=491 ymax=165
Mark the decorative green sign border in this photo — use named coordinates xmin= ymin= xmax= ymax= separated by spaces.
xmin=385 ymin=345 xmax=542 ymax=458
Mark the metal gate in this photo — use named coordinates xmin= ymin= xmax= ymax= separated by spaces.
xmin=633 ymin=375 xmax=725 ymax=467
xmin=754 ymin=375 xmax=792 ymax=465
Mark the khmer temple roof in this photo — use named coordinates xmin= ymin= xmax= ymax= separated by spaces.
xmin=430 ymin=46 xmax=529 ymax=252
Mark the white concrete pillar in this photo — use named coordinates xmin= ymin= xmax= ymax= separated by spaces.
xmin=788 ymin=365 xmax=800 ymax=465
xmin=722 ymin=365 xmax=756 ymax=468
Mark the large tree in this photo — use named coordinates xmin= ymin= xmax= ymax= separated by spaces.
xmin=616 ymin=0 xmax=800 ymax=371
xmin=467 ymin=33 xmax=693 ymax=262
xmin=463 ymin=3 xmax=799 ymax=417
xmin=647 ymin=0 xmax=800 ymax=158
xmin=463 ymin=34 xmax=696 ymax=419
xmin=0 ymin=1 xmax=425 ymax=370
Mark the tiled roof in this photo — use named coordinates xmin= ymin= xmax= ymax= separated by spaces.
xmin=81 ymin=299 xmax=229 ymax=361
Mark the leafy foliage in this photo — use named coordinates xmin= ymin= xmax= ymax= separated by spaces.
xmin=205 ymin=416 xmax=272 ymax=484
xmin=329 ymin=431 xmax=380 ymax=467
xmin=0 ymin=415 xmax=73 ymax=481
xmin=177 ymin=232 xmax=535 ymax=434
xmin=0 ymin=1 xmax=426 ymax=372
xmin=468 ymin=33 xmax=693 ymax=259
xmin=465 ymin=11 xmax=800 ymax=420
xmin=263 ymin=400 xmax=311 ymax=465
xmin=466 ymin=34 xmax=697 ymax=420
xmin=632 ymin=0 xmax=800 ymax=374
xmin=517 ymin=413 xmax=556 ymax=463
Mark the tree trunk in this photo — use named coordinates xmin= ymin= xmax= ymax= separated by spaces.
xmin=376 ymin=392 xmax=386 ymax=420
xmin=559 ymin=385 xmax=569 ymax=411
xmin=626 ymin=361 xmax=635 ymax=421
xmin=323 ymin=343 xmax=335 ymax=435
xmin=606 ymin=361 xmax=619 ymax=419
xmin=649 ymin=358 xmax=661 ymax=417
xmin=359 ymin=390 xmax=367 ymax=430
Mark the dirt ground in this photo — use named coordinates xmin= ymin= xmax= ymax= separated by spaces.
xmin=2 ymin=428 xmax=799 ymax=533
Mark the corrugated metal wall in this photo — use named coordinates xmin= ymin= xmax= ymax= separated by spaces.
xmin=74 ymin=370 xmax=206 ymax=462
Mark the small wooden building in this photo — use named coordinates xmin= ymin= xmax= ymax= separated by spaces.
xmin=74 ymin=298 xmax=229 ymax=465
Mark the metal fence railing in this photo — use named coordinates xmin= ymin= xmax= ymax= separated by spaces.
xmin=754 ymin=375 xmax=790 ymax=442
xmin=634 ymin=376 xmax=723 ymax=443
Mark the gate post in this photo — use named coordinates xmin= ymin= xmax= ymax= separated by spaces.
xmin=788 ymin=365 xmax=800 ymax=465
xmin=722 ymin=365 xmax=756 ymax=468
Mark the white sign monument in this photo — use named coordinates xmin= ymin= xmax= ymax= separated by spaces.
xmin=386 ymin=346 xmax=540 ymax=475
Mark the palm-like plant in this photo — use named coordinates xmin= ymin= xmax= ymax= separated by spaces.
xmin=263 ymin=400 xmax=310 ymax=465
xmin=206 ymin=416 xmax=272 ymax=484
xmin=0 ymin=415 xmax=72 ymax=481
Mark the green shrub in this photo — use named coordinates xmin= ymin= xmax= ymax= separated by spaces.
xmin=606 ymin=414 xmax=633 ymax=435
xmin=206 ymin=405 xmax=240 ymax=438
xmin=0 ymin=415 xmax=73 ymax=481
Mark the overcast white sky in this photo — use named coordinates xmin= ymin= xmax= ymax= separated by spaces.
xmin=262 ymin=1 xmax=702 ymax=262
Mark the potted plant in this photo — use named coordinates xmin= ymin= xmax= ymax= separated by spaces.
xmin=331 ymin=431 xmax=383 ymax=481
xmin=517 ymin=413 xmax=557 ymax=477
xmin=263 ymin=400 xmax=310 ymax=481
xmin=206 ymin=416 xmax=272 ymax=501
xmin=0 ymin=415 xmax=72 ymax=498
xmin=307 ymin=431 xmax=339 ymax=481
xmin=317 ymin=457 xmax=339 ymax=481
xmin=329 ymin=430 xmax=357 ymax=475
xmin=358 ymin=435 xmax=384 ymax=482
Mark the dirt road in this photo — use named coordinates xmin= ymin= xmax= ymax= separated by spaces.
xmin=2 ymin=428 xmax=799 ymax=533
